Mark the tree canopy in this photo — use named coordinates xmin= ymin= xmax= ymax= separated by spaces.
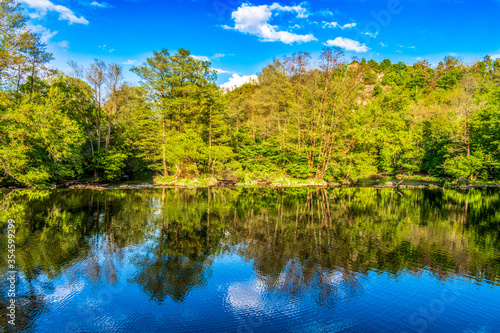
xmin=1 ymin=4 xmax=500 ymax=186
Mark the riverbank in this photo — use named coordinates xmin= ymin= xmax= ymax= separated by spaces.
xmin=153 ymin=176 xmax=331 ymax=188
xmin=1 ymin=176 xmax=500 ymax=191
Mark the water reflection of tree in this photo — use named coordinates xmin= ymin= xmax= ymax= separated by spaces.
xmin=0 ymin=271 xmax=48 ymax=332
xmin=231 ymin=189 xmax=368 ymax=307
xmin=1 ymin=186 xmax=499 ymax=321
xmin=254 ymin=255 xmax=364 ymax=308
xmin=229 ymin=187 xmax=500 ymax=296
xmin=0 ymin=189 xmax=156 ymax=331
xmin=129 ymin=188 xmax=224 ymax=303
xmin=128 ymin=229 xmax=213 ymax=303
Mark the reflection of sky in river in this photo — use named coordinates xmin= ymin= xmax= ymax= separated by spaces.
xmin=18 ymin=242 xmax=500 ymax=333
xmin=2 ymin=188 xmax=500 ymax=333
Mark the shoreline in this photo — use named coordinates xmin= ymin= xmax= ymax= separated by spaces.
xmin=2 ymin=177 xmax=500 ymax=191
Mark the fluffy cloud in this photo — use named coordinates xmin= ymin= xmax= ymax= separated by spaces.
xmin=268 ymin=3 xmax=309 ymax=18
xmin=90 ymin=1 xmax=112 ymax=8
xmin=192 ymin=53 xmax=232 ymax=61
xmin=223 ymin=3 xmax=316 ymax=44
xmin=323 ymin=21 xmax=356 ymax=30
xmin=212 ymin=68 xmax=231 ymax=74
xmin=323 ymin=37 xmax=370 ymax=53
xmin=220 ymin=74 xmax=257 ymax=90
xmin=318 ymin=9 xmax=333 ymax=16
xmin=363 ymin=31 xmax=378 ymax=38
xmin=213 ymin=53 xmax=228 ymax=59
xmin=191 ymin=55 xmax=211 ymax=61
xmin=318 ymin=8 xmax=344 ymax=17
xmin=26 ymin=24 xmax=69 ymax=50
xmin=56 ymin=40 xmax=69 ymax=49
xmin=27 ymin=24 xmax=57 ymax=43
xmin=122 ymin=59 xmax=137 ymax=65
xmin=323 ymin=21 xmax=338 ymax=28
xmin=21 ymin=0 xmax=89 ymax=24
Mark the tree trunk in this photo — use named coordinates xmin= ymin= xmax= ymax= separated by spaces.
xmin=97 ymin=87 xmax=101 ymax=150
xmin=30 ymin=61 xmax=35 ymax=99
xmin=105 ymin=119 xmax=111 ymax=154
xmin=162 ymin=112 xmax=168 ymax=177
xmin=466 ymin=115 xmax=470 ymax=157
xmin=84 ymin=114 xmax=94 ymax=157
xmin=209 ymin=105 xmax=212 ymax=175
xmin=277 ymin=105 xmax=281 ymax=165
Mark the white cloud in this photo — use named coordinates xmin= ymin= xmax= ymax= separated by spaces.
xmin=323 ymin=37 xmax=370 ymax=53
xmin=26 ymin=24 xmax=68 ymax=49
xmin=21 ymin=0 xmax=89 ymax=24
xmin=363 ymin=31 xmax=378 ymax=38
xmin=90 ymin=1 xmax=111 ymax=8
xmin=379 ymin=42 xmax=388 ymax=47
xmin=191 ymin=55 xmax=211 ymax=61
xmin=212 ymin=68 xmax=231 ymax=74
xmin=213 ymin=53 xmax=227 ymax=59
xmin=323 ymin=21 xmax=356 ymax=29
xmin=122 ymin=59 xmax=137 ymax=65
xmin=318 ymin=8 xmax=345 ymax=17
xmin=27 ymin=12 xmax=42 ymax=19
xmin=318 ymin=9 xmax=333 ymax=16
xmin=109 ymin=48 xmax=114 ymax=53
xmin=27 ymin=24 xmax=57 ymax=43
xmin=323 ymin=21 xmax=338 ymax=28
xmin=342 ymin=23 xmax=356 ymax=29
xmin=268 ymin=3 xmax=309 ymax=18
xmin=491 ymin=54 xmax=500 ymax=60
xmin=56 ymin=40 xmax=69 ymax=49
xmin=192 ymin=53 xmax=232 ymax=61
xmin=223 ymin=3 xmax=316 ymax=44
xmin=220 ymin=74 xmax=257 ymax=90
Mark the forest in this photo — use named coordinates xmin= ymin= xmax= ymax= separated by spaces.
xmin=1 ymin=0 xmax=500 ymax=187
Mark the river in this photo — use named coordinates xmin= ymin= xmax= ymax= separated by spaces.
xmin=1 ymin=187 xmax=499 ymax=332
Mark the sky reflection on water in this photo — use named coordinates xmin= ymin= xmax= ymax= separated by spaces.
xmin=1 ymin=187 xmax=499 ymax=332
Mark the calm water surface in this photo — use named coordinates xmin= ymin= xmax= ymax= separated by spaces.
xmin=1 ymin=187 xmax=499 ymax=332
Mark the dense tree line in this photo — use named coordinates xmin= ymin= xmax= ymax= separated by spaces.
xmin=0 ymin=1 xmax=499 ymax=186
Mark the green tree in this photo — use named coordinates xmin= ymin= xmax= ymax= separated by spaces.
xmin=131 ymin=48 xmax=216 ymax=178
xmin=0 ymin=75 xmax=85 ymax=185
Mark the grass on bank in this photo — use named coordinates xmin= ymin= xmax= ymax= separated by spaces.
xmin=153 ymin=175 xmax=330 ymax=187
xmin=443 ymin=179 xmax=500 ymax=188
xmin=154 ymin=172 xmax=500 ymax=188
xmin=394 ymin=174 xmax=447 ymax=182
xmin=154 ymin=175 xmax=219 ymax=187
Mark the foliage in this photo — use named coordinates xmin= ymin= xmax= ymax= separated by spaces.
xmin=0 ymin=8 xmax=499 ymax=186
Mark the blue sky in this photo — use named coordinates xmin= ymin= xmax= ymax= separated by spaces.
xmin=20 ymin=0 xmax=500 ymax=87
